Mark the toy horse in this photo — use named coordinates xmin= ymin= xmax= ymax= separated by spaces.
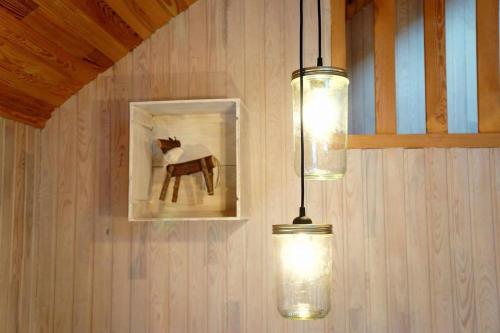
xmin=157 ymin=138 xmax=219 ymax=202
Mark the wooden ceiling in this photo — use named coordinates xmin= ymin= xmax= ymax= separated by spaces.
xmin=0 ymin=0 xmax=196 ymax=128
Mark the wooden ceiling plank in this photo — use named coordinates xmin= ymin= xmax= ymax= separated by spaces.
xmin=0 ymin=8 xmax=100 ymax=83
xmin=0 ymin=82 xmax=53 ymax=117
xmin=67 ymin=0 xmax=143 ymax=50
xmin=102 ymin=0 xmax=154 ymax=39
xmin=0 ymin=37 xmax=81 ymax=98
xmin=0 ymin=0 xmax=38 ymax=19
xmin=0 ymin=105 xmax=47 ymax=128
xmin=32 ymin=0 xmax=129 ymax=61
xmin=0 ymin=66 xmax=66 ymax=106
xmin=23 ymin=10 xmax=113 ymax=70
xmin=477 ymin=0 xmax=500 ymax=133
xmin=127 ymin=0 xmax=173 ymax=29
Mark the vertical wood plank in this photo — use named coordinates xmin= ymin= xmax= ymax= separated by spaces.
xmin=424 ymin=0 xmax=448 ymax=133
xmin=244 ymin=0 xmax=266 ymax=331
xmin=425 ymin=148 xmax=455 ymax=333
xmin=345 ymin=149 xmax=367 ymax=333
xmin=32 ymin=113 xmax=59 ymax=333
xmin=491 ymin=148 xmax=500 ymax=310
xmin=324 ymin=178 xmax=346 ymax=333
xmin=187 ymin=2 xmax=208 ymax=332
xmin=130 ymin=39 xmax=151 ymax=333
xmin=111 ymin=56 xmax=133 ymax=333
xmin=72 ymin=82 xmax=97 ymax=333
xmin=53 ymin=96 xmax=78 ymax=333
xmin=395 ymin=0 xmax=426 ymax=134
xmin=331 ymin=0 xmax=346 ymax=68
xmin=149 ymin=23 xmax=171 ymax=333
xmin=6 ymin=122 xmax=25 ymax=333
xmin=206 ymin=1 xmax=228 ymax=332
xmin=364 ymin=149 xmax=388 ymax=333
xmin=0 ymin=119 xmax=15 ymax=333
xmin=383 ymin=149 xmax=410 ymax=333
xmin=477 ymin=0 xmax=500 ymax=133
xmin=445 ymin=0 xmax=478 ymax=133
xmin=167 ymin=10 xmax=189 ymax=333
xmin=92 ymin=70 xmax=113 ymax=333
xmin=27 ymin=127 xmax=41 ymax=333
xmin=226 ymin=0 xmax=246 ymax=330
xmin=18 ymin=126 xmax=36 ymax=333
xmin=264 ymin=0 xmax=285 ymax=330
xmin=374 ymin=0 xmax=397 ymax=134
xmin=468 ymin=149 xmax=500 ymax=332
xmin=447 ymin=148 xmax=477 ymax=332
xmin=404 ymin=149 xmax=432 ymax=333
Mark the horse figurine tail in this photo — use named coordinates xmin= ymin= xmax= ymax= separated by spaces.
xmin=212 ymin=156 xmax=221 ymax=189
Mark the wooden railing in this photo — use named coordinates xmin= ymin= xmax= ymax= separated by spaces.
xmin=333 ymin=0 xmax=500 ymax=148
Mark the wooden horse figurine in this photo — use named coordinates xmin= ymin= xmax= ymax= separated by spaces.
xmin=156 ymin=138 xmax=219 ymax=202
xmin=159 ymin=155 xmax=219 ymax=202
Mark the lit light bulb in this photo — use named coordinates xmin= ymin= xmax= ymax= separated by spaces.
xmin=303 ymin=81 xmax=338 ymax=143
xmin=280 ymin=234 xmax=322 ymax=281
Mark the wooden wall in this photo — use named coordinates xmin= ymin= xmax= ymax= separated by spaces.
xmin=1 ymin=0 xmax=500 ymax=332
xmin=0 ymin=118 xmax=40 ymax=333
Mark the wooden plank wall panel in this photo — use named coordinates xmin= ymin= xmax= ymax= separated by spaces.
xmin=347 ymin=4 xmax=375 ymax=135
xmin=445 ymin=0 xmax=478 ymax=133
xmin=476 ymin=0 xmax=500 ymax=133
xmin=395 ymin=0 xmax=426 ymax=134
xmin=2 ymin=1 xmax=500 ymax=333
xmin=0 ymin=119 xmax=41 ymax=333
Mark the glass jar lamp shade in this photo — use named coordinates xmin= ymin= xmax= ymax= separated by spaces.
xmin=292 ymin=67 xmax=349 ymax=180
xmin=273 ymin=224 xmax=333 ymax=320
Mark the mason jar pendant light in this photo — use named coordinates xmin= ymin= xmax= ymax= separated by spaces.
xmin=292 ymin=0 xmax=349 ymax=180
xmin=273 ymin=0 xmax=346 ymax=321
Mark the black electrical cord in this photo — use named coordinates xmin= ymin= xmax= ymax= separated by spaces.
xmin=299 ymin=0 xmax=305 ymax=217
xmin=317 ymin=0 xmax=323 ymax=66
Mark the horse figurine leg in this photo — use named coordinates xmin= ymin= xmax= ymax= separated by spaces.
xmin=159 ymin=165 xmax=175 ymax=201
xmin=172 ymin=176 xmax=181 ymax=202
xmin=200 ymin=157 xmax=214 ymax=195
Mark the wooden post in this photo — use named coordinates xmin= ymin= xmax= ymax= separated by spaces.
xmin=477 ymin=0 xmax=500 ymax=132
xmin=424 ymin=0 xmax=448 ymax=133
xmin=374 ymin=0 xmax=397 ymax=134
xmin=331 ymin=0 xmax=346 ymax=69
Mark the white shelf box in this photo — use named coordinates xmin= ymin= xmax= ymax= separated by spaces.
xmin=129 ymin=99 xmax=243 ymax=221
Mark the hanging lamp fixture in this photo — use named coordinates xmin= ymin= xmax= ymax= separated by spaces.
xmin=273 ymin=0 xmax=349 ymax=320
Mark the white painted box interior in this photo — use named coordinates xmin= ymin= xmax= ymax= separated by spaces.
xmin=129 ymin=99 xmax=242 ymax=221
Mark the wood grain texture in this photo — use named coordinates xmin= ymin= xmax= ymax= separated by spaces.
xmin=373 ymin=0 xmax=397 ymax=134
xmin=1 ymin=1 xmax=500 ymax=333
xmin=331 ymin=0 xmax=346 ymax=69
xmin=0 ymin=0 xmax=195 ymax=127
xmin=476 ymin=0 xmax=500 ymax=133
xmin=348 ymin=133 xmax=500 ymax=148
xmin=424 ymin=0 xmax=447 ymax=133
xmin=347 ymin=3 xmax=375 ymax=135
